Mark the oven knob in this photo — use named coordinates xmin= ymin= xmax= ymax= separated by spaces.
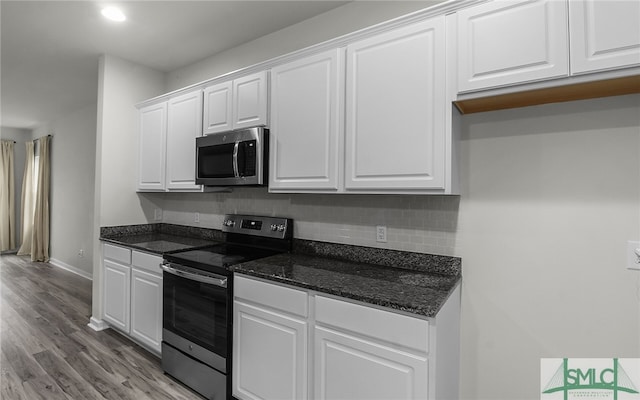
xmin=277 ymin=224 xmax=286 ymax=232
xmin=270 ymin=224 xmax=278 ymax=231
xmin=224 ymin=219 xmax=235 ymax=227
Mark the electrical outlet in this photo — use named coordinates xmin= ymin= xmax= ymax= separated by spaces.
xmin=627 ymin=240 xmax=640 ymax=270
xmin=376 ymin=226 xmax=387 ymax=243
xmin=154 ymin=208 xmax=162 ymax=221
xmin=195 ymin=212 xmax=200 ymax=223
xmin=78 ymin=249 xmax=84 ymax=258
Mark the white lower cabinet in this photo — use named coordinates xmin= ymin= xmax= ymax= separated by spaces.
xmin=314 ymin=327 xmax=428 ymax=400
xmin=233 ymin=274 xmax=460 ymax=400
xmin=102 ymin=243 xmax=163 ymax=355
xmin=103 ymin=259 xmax=131 ymax=332
xmin=130 ymin=268 xmax=163 ymax=353
xmin=233 ymin=275 xmax=308 ymax=400
xmin=233 ymin=302 xmax=308 ymax=400
xmin=314 ymin=295 xmax=430 ymax=400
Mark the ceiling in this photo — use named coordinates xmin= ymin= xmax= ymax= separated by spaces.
xmin=0 ymin=0 xmax=350 ymax=130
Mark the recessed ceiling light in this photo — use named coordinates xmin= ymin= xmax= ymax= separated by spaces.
xmin=101 ymin=6 xmax=126 ymax=22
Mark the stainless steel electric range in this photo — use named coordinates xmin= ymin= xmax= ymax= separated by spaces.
xmin=160 ymin=214 xmax=293 ymax=400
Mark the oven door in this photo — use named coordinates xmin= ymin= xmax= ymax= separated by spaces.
xmin=161 ymin=261 xmax=228 ymax=373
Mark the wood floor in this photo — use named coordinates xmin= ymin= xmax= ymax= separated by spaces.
xmin=0 ymin=254 xmax=203 ymax=399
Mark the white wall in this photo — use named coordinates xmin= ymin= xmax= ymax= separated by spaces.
xmin=95 ymin=54 xmax=165 ymax=228
xmin=92 ymin=54 xmax=165 ymax=318
xmin=455 ymin=94 xmax=640 ymax=399
xmin=0 ymin=127 xmax=29 ymax=251
xmin=166 ymin=1 xmax=438 ymax=91
xmin=29 ymin=105 xmax=97 ymax=277
xmin=159 ymin=191 xmax=458 ymax=255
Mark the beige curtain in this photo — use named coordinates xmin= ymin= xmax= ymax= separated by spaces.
xmin=32 ymin=136 xmax=50 ymax=262
xmin=0 ymin=140 xmax=16 ymax=251
xmin=17 ymin=136 xmax=50 ymax=262
xmin=17 ymin=141 xmax=34 ymax=256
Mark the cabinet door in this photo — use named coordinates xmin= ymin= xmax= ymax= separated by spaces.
xmin=345 ymin=17 xmax=446 ymax=191
xmin=270 ymin=49 xmax=342 ymax=191
xmin=203 ymin=81 xmax=233 ymax=135
xmin=233 ymin=71 xmax=269 ymax=130
xmin=166 ymin=90 xmax=202 ymax=191
xmin=233 ymin=301 xmax=308 ymax=400
xmin=569 ymin=0 xmax=640 ymax=74
xmin=103 ymin=259 xmax=131 ymax=333
xmin=130 ymin=268 xmax=162 ymax=354
xmin=457 ymin=0 xmax=569 ymax=92
xmin=138 ymin=102 xmax=167 ymax=191
xmin=314 ymin=326 xmax=428 ymax=400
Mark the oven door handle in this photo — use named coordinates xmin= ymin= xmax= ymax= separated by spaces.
xmin=160 ymin=262 xmax=228 ymax=288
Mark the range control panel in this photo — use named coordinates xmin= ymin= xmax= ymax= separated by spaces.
xmin=222 ymin=214 xmax=292 ymax=239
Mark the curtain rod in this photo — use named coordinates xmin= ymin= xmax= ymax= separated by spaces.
xmin=2 ymin=135 xmax=51 ymax=144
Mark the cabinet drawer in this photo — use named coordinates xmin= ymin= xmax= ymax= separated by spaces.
xmin=235 ymin=275 xmax=308 ymax=318
xmin=132 ymin=251 xmax=163 ymax=275
xmin=315 ymin=295 xmax=429 ymax=353
xmin=103 ymin=244 xmax=131 ymax=264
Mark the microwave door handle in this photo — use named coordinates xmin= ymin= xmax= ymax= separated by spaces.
xmin=232 ymin=141 xmax=240 ymax=178
xmin=160 ymin=262 xmax=228 ymax=288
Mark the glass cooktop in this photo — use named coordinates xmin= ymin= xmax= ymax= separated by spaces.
xmin=164 ymin=243 xmax=281 ymax=274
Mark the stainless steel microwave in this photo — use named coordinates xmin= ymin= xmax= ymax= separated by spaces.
xmin=196 ymin=127 xmax=268 ymax=186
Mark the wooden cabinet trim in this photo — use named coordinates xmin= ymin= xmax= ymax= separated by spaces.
xmin=454 ymin=75 xmax=640 ymax=114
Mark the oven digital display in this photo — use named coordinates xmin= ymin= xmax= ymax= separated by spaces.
xmin=241 ymin=219 xmax=262 ymax=230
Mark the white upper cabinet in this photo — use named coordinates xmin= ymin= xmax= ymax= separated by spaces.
xmin=203 ymin=71 xmax=268 ymax=135
xmin=166 ymin=90 xmax=203 ymax=191
xmin=233 ymin=72 xmax=269 ymax=129
xmin=456 ymin=0 xmax=569 ymax=93
xmin=269 ymin=49 xmax=343 ymax=191
xmin=138 ymin=102 xmax=167 ymax=191
xmin=345 ymin=16 xmax=447 ymax=191
xmin=203 ymin=81 xmax=233 ymax=134
xmin=268 ymin=16 xmax=453 ymax=194
xmin=138 ymin=89 xmax=203 ymax=192
xmin=569 ymin=0 xmax=640 ymax=74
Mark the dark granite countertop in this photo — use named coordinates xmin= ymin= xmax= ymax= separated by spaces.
xmin=100 ymin=223 xmax=461 ymax=317
xmin=100 ymin=223 xmax=223 ymax=255
xmin=101 ymin=233 xmax=219 ymax=254
xmin=233 ymin=240 xmax=461 ymax=318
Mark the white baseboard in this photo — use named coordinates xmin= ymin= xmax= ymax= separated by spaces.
xmin=88 ymin=316 xmax=109 ymax=331
xmin=49 ymin=258 xmax=93 ymax=280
